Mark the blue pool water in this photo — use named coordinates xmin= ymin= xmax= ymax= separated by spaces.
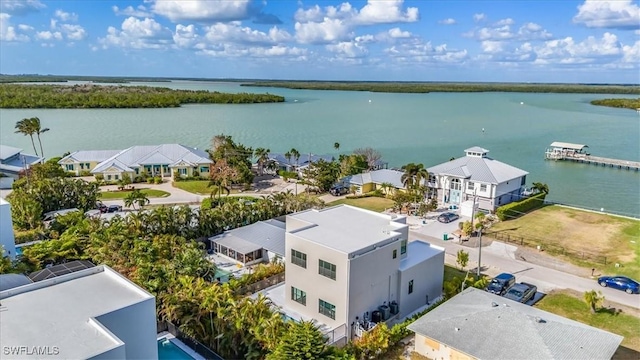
xmin=15 ymin=247 xmax=23 ymax=256
xmin=282 ymin=314 xmax=297 ymax=323
xmin=157 ymin=338 xmax=195 ymax=360
xmin=214 ymin=268 xmax=231 ymax=282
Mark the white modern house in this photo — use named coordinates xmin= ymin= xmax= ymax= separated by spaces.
xmin=0 ymin=145 xmax=42 ymax=188
xmin=59 ymin=144 xmax=212 ymax=180
xmin=0 ymin=265 xmax=158 ymax=360
xmin=209 ymin=219 xmax=286 ymax=266
xmin=0 ymin=198 xmax=16 ymax=259
xmin=408 ymin=287 xmax=623 ymax=360
xmin=274 ymin=205 xmax=444 ymax=343
xmin=427 ymin=147 xmax=529 ymax=213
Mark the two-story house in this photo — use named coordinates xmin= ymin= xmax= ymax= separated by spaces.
xmin=280 ymin=205 xmax=444 ymax=343
xmin=0 ymin=145 xmax=42 ymax=188
xmin=427 ymin=147 xmax=529 ymax=212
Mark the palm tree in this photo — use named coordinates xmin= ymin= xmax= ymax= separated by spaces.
xmin=254 ymin=147 xmax=270 ymax=176
xmin=31 ymin=117 xmax=49 ymax=158
xmin=124 ymin=189 xmax=149 ymax=210
xmin=284 ymin=151 xmax=291 ymax=170
xmin=380 ymin=182 xmax=393 ymax=196
xmin=583 ymin=290 xmax=604 ymax=314
xmin=401 ymin=163 xmax=419 ymax=190
xmin=14 ymin=118 xmax=39 ymax=156
xmin=532 ymin=182 xmax=550 ymax=194
xmin=289 ymin=148 xmax=300 ymax=170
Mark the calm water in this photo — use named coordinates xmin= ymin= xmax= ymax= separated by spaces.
xmin=1 ymin=81 xmax=638 ymax=216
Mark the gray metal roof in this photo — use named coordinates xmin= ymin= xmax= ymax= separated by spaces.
xmin=91 ymin=144 xmax=211 ymax=173
xmin=267 ymin=153 xmax=333 ymax=166
xmin=58 ymin=150 xmax=121 ymax=163
xmin=427 ymin=151 xmax=528 ymax=184
xmin=0 ymin=274 xmax=32 ymax=291
xmin=345 ymin=169 xmax=428 ymax=189
xmin=549 ymin=142 xmax=588 ymax=151
xmin=465 ymin=146 xmax=489 ymax=154
xmin=0 ymin=145 xmax=22 ymax=161
xmin=210 ymin=220 xmax=286 ymax=257
xmin=407 ymin=288 xmax=623 ymax=360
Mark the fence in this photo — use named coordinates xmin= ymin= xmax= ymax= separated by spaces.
xmin=158 ymin=321 xmax=225 ymax=360
xmin=484 ymin=231 xmax=609 ymax=265
xmin=235 ymin=272 xmax=285 ymax=295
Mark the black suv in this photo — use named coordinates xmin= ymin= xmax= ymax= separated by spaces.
xmin=330 ymin=186 xmax=349 ymax=196
xmin=485 ymin=273 xmax=516 ymax=295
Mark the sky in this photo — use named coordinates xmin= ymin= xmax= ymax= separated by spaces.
xmin=0 ymin=0 xmax=639 ymax=83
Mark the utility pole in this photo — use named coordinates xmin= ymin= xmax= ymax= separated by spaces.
xmin=477 ymin=227 xmax=483 ymax=277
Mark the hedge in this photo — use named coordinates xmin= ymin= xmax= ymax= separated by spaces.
xmin=495 ymin=193 xmax=547 ymax=221
xmin=14 ymin=229 xmax=44 ymax=244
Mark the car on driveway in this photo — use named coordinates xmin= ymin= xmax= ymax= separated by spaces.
xmin=598 ymin=276 xmax=639 ymax=294
xmin=107 ymin=205 xmax=122 ymax=213
xmin=486 ymin=273 xmax=516 ymax=295
xmin=503 ymin=282 xmax=537 ymax=304
xmin=437 ymin=212 xmax=459 ymax=223
xmin=329 ymin=186 xmax=349 ymax=196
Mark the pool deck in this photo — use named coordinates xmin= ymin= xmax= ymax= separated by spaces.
xmin=157 ymin=333 xmax=206 ymax=360
xmin=207 ymin=253 xmax=252 ymax=278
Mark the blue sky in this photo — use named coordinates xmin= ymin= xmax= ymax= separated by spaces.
xmin=1 ymin=0 xmax=639 ymax=83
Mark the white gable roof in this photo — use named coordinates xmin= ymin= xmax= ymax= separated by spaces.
xmin=428 ymin=147 xmax=528 ymax=184
xmin=58 ymin=150 xmax=121 ymax=164
xmin=91 ymin=144 xmax=211 ymax=173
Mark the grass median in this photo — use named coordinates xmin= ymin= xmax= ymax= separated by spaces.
xmin=99 ymin=188 xmax=170 ymax=199
xmin=327 ymin=197 xmax=395 ymax=212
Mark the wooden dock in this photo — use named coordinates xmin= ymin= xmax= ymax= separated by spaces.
xmin=545 ymin=142 xmax=640 ymax=171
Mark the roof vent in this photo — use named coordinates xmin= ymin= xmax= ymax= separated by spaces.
xmin=535 ymin=317 xmax=546 ymax=323
xmin=491 ymin=302 xmax=499 ymax=307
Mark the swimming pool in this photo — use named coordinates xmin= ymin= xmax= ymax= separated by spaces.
xmin=15 ymin=247 xmax=23 ymax=256
xmin=157 ymin=338 xmax=195 ymax=360
xmin=214 ymin=268 xmax=231 ymax=282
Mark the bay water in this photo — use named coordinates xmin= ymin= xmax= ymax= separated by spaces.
xmin=1 ymin=81 xmax=638 ymax=216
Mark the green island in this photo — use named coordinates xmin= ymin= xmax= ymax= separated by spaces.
xmin=0 ymin=84 xmax=284 ymax=108
xmin=590 ymin=98 xmax=640 ymax=110
xmin=0 ymin=74 xmax=171 ymax=83
xmin=241 ymin=81 xmax=640 ymax=94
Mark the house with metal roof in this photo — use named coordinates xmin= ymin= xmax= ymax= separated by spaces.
xmin=0 ymin=145 xmax=42 ymax=188
xmin=407 ymin=287 xmax=623 ymax=360
xmin=266 ymin=153 xmax=334 ymax=173
xmin=1 ymin=265 xmax=158 ymax=359
xmin=59 ymin=144 xmax=213 ymax=181
xmin=343 ymin=169 xmax=423 ymax=195
xmin=58 ymin=149 xmax=120 ymax=175
xmin=427 ymin=147 xmax=529 ymax=212
xmin=209 ymin=219 xmax=286 ymax=266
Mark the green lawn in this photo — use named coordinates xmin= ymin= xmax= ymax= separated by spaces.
xmin=488 ymin=205 xmax=640 ymax=279
xmin=99 ymin=188 xmax=170 ymax=199
xmin=327 ymin=197 xmax=394 ymax=212
xmin=535 ymin=290 xmax=640 ymax=353
xmin=173 ymin=180 xmax=244 ymax=195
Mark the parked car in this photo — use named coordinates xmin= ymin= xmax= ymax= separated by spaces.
xmin=503 ymin=282 xmax=537 ymax=303
xmin=97 ymin=202 xmax=108 ymax=213
xmin=437 ymin=212 xmax=459 ymax=223
xmin=330 ymin=186 xmax=349 ymax=196
xmin=107 ymin=205 xmax=122 ymax=213
xmin=485 ymin=273 xmax=516 ymax=295
xmin=598 ymin=276 xmax=639 ymax=294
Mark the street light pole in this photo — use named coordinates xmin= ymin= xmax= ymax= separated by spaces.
xmin=477 ymin=227 xmax=483 ymax=277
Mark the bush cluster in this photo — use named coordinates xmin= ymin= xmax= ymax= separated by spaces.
xmin=496 ymin=193 xmax=547 ymax=221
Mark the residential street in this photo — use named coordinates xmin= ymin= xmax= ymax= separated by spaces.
xmin=409 ymin=230 xmax=640 ymax=310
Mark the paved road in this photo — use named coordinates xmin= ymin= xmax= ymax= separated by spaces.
xmin=410 ymin=231 xmax=640 ymax=310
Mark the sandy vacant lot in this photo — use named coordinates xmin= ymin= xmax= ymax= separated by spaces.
xmin=489 ymin=205 xmax=639 ymax=264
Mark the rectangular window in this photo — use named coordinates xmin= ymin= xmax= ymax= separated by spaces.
xmin=400 ymin=240 xmax=407 ymax=255
xmin=408 ymin=280 xmax=414 ymax=294
xmin=393 ymin=249 xmax=397 ymax=259
xmin=319 ymin=299 xmax=336 ymax=320
xmin=318 ymin=259 xmax=336 ymax=280
xmin=114 ymin=175 xmax=119 ymax=180
xmin=86 ymin=163 xmax=91 ymax=169
xmin=79 ymin=163 xmax=84 ymax=170
xmin=200 ymin=166 xmax=209 ymax=173
xmin=291 ymin=249 xmax=307 ymax=268
xmin=291 ymin=287 xmax=306 ymax=306
xmin=135 ymin=168 xmax=139 ymax=175
xmin=66 ymin=164 xmax=74 ymax=171
xmin=480 ymin=184 xmax=487 ymax=192
xmin=107 ymin=175 xmax=112 ymax=180
xmin=467 ymin=182 xmax=474 ymax=190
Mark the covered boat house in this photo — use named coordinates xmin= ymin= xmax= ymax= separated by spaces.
xmin=545 ymin=142 xmax=590 ymax=160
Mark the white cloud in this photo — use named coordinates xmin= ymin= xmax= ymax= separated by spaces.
xmin=204 ymin=22 xmax=291 ymax=45
xmin=387 ymin=27 xmax=411 ymax=38
xmin=294 ymin=5 xmax=324 ymax=23
xmin=112 ymin=5 xmax=153 ymax=18
xmin=573 ymin=0 xmax=640 ymax=29
xmin=326 ymin=41 xmax=368 ymax=58
xmin=473 ymin=13 xmax=486 ymax=22
xmin=481 ymin=40 xmax=504 ymax=53
xmin=17 ymin=23 xmax=32 ymax=31
xmin=152 ymin=0 xmax=253 ymax=23
xmin=621 ymin=41 xmax=640 ymax=63
xmin=517 ymin=22 xmax=552 ymax=40
xmin=0 ymin=0 xmax=45 ymax=15
xmin=355 ymin=0 xmax=419 ymax=25
xmin=60 ymin=24 xmax=86 ymax=40
xmin=197 ymin=43 xmax=307 ymax=59
xmin=99 ymin=17 xmax=173 ymax=49
xmin=173 ymin=24 xmax=199 ymax=48
xmin=385 ymin=40 xmax=468 ymax=64
xmin=493 ymin=18 xmax=514 ymax=26
xmin=0 ymin=13 xmax=30 ymax=41
xmin=295 ymin=18 xmax=351 ymax=44
xmin=470 ymin=21 xmax=552 ymax=41
xmin=438 ymin=18 xmax=456 ymax=25
xmin=35 ymin=30 xmax=62 ymax=41
xmin=54 ymin=9 xmax=77 ymax=22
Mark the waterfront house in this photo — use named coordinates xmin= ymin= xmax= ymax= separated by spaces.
xmin=0 ymin=145 xmax=42 ymax=188
xmin=261 ymin=205 xmax=444 ymax=344
xmin=408 ymin=287 xmax=623 ymax=360
xmin=59 ymin=144 xmax=212 ymax=181
xmin=343 ymin=168 xmax=421 ymax=195
xmin=209 ymin=219 xmax=286 ymax=266
xmin=266 ymin=153 xmax=334 ymax=173
xmin=0 ymin=264 xmax=158 ymax=359
xmin=58 ymin=150 xmax=120 ymax=175
xmin=427 ymin=147 xmax=528 ymax=212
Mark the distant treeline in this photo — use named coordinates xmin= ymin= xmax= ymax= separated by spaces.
xmin=0 ymin=74 xmax=170 ymax=83
xmin=590 ymin=98 xmax=640 ymax=110
xmin=0 ymin=84 xmax=285 ymax=108
xmin=241 ymin=81 xmax=640 ymax=94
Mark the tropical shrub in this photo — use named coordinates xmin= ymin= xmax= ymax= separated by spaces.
xmin=495 ymin=193 xmax=546 ymax=221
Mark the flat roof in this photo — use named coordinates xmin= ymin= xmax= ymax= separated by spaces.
xmin=549 ymin=142 xmax=588 ymax=151
xmin=288 ymin=205 xmax=407 ymax=255
xmin=408 ymin=287 xmax=623 ymax=360
xmin=399 ymin=241 xmax=444 ymax=271
xmin=0 ymin=265 xmax=154 ymax=359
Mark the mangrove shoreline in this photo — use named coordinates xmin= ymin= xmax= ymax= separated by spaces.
xmin=590 ymin=98 xmax=640 ymax=110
